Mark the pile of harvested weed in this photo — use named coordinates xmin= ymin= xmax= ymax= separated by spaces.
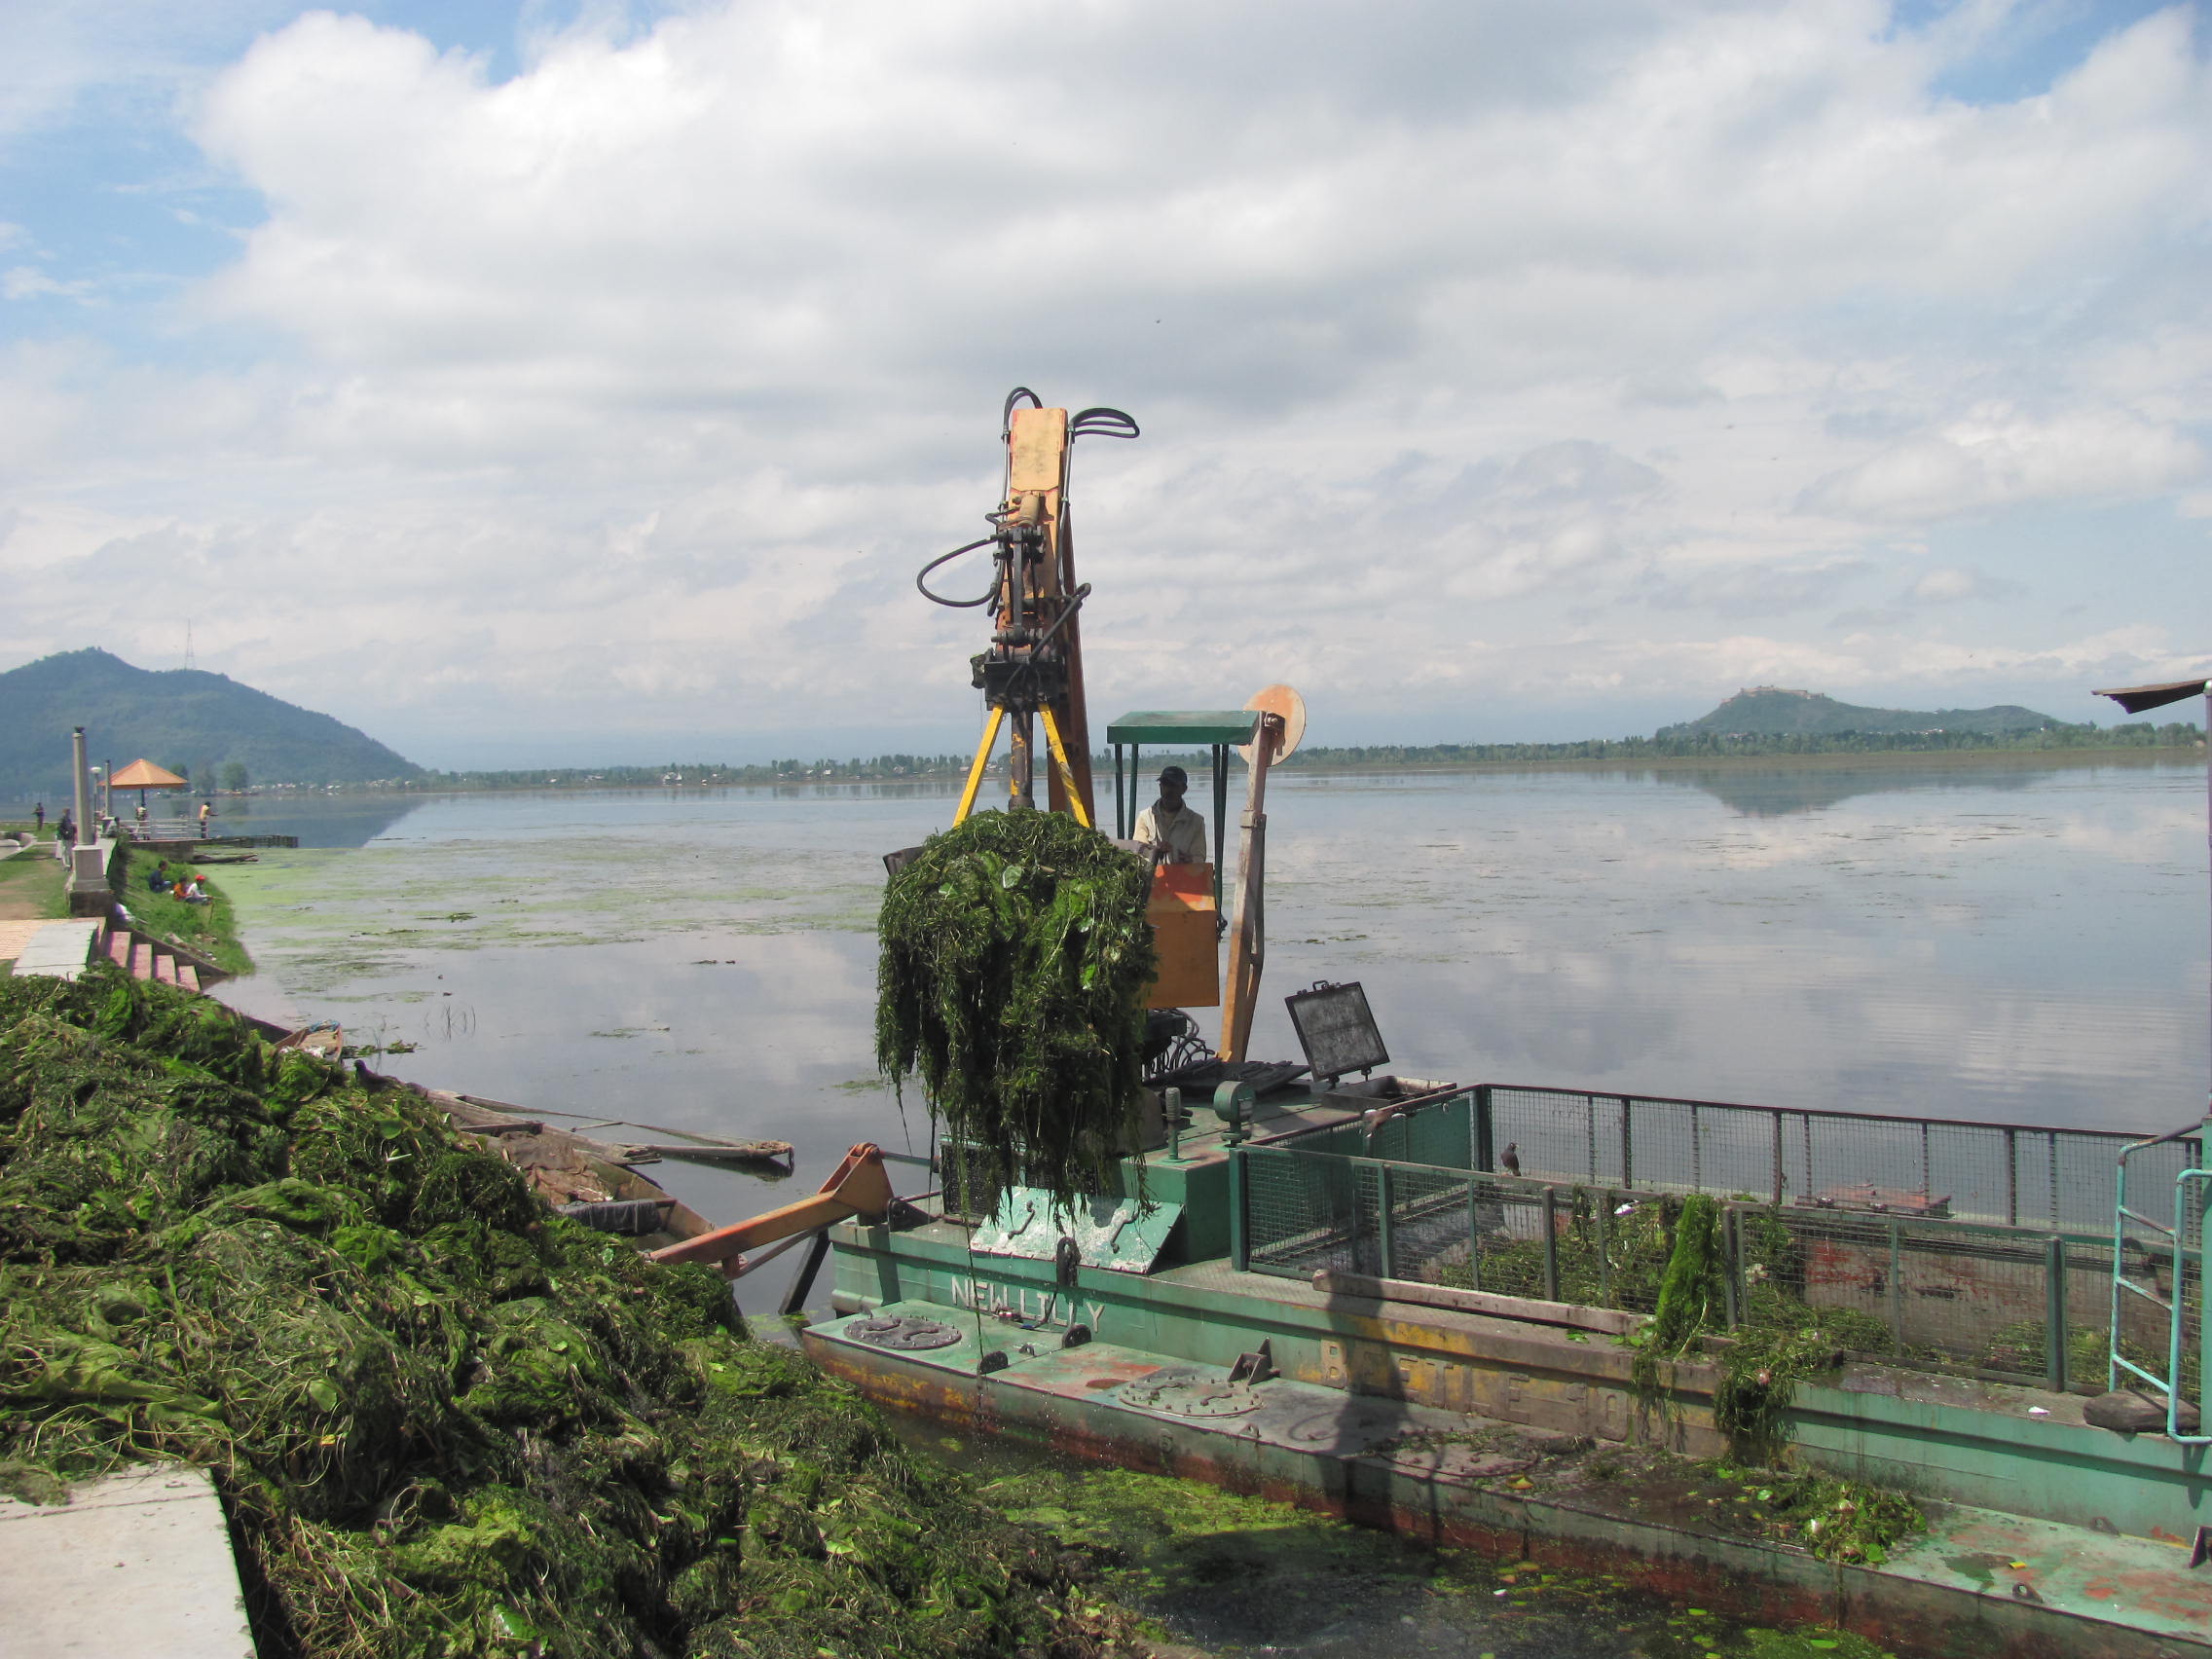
xmin=1701 ymin=1462 xmax=1927 ymax=1567
xmin=876 ymin=811 xmax=1156 ymax=1206
xmin=0 ymin=968 xmax=1132 ymax=1659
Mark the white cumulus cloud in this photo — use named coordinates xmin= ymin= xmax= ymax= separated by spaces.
xmin=0 ymin=1 xmax=2208 ymax=760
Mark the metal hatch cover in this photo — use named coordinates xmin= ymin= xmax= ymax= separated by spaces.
xmin=845 ymin=1313 xmax=966 ymax=1351
xmin=971 ymin=1187 xmax=1182 ymax=1273
xmin=1116 ymin=1366 xmax=1263 ymax=1418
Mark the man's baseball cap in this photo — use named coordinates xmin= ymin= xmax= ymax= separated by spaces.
xmin=1157 ymin=765 xmax=1188 ymax=786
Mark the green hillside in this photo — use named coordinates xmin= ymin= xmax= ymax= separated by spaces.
xmin=1658 ymin=686 xmax=2060 ymax=740
xmin=0 ymin=648 xmax=421 ymax=799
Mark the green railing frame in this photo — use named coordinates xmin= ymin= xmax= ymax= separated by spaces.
xmin=1235 ymin=1143 xmax=2161 ymax=1394
xmin=2110 ymin=1121 xmax=2210 ymax=1442
xmin=1461 ymin=1083 xmax=2195 ymax=1235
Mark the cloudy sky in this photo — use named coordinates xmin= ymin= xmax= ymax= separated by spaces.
xmin=2 ymin=0 xmax=2207 ymax=768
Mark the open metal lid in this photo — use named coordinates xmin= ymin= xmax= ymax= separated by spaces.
xmin=1284 ymin=980 xmax=1388 ymax=1086
xmin=2091 ymin=677 xmax=2209 ymax=716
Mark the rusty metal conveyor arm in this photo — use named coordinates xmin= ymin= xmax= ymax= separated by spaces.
xmin=648 ymin=1142 xmax=896 ymax=1277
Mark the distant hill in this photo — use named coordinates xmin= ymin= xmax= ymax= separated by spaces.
xmin=1657 ymin=687 xmax=2061 ymax=740
xmin=0 ymin=648 xmax=421 ymax=800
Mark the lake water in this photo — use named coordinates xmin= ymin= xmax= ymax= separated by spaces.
xmin=199 ymin=756 xmax=2209 ymax=1315
xmin=155 ymin=757 xmax=2212 ymax=1655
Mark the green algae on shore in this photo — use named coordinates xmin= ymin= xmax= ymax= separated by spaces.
xmin=0 ymin=968 xmax=1136 ymax=1659
xmin=213 ymin=838 xmax=886 ymax=997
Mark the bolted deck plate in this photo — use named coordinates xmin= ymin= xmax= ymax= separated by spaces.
xmin=1115 ymin=1365 xmax=1263 ymax=1418
xmin=845 ymin=1313 xmax=967 ymax=1351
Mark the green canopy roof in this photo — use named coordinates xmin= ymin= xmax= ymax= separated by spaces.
xmin=1105 ymin=710 xmax=1262 ymax=746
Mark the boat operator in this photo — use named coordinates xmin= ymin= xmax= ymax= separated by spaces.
xmin=1132 ymin=764 xmax=1207 ymax=866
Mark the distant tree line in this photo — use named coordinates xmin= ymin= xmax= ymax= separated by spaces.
xmin=401 ymin=754 xmax=982 ymax=792
xmin=1273 ymin=720 xmax=2204 ymax=769
xmin=157 ymin=760 xmax=255 ymax=793
xmin=283 ymin=720 xmax=2203 ymax=795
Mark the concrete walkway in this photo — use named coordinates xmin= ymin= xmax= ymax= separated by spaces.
xmin=0 ymin=1466 xmax=254 ymax=1658
xmin=8 ymin=917 xmax=101 ymax=978
xmin=0 ymin=917 xmax=51 ymax=965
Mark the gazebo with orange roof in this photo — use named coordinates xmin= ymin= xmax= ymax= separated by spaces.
xmin=108 ymin=758 xmax=188 ymax=817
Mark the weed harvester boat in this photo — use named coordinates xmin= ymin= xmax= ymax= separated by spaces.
xmin=688 ymin=394 xmax=2212 ymax=1658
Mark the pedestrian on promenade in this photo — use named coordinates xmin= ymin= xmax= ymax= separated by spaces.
xmin=32 ymin=802 xmax=43 ymax=831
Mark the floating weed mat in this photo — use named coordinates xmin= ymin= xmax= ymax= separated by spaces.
xmin=875 ymin=811 xmax=1156 ymax=1208
xmin=930 ymin=1439 xmax=1903 ymax=1658
xmin=0 ymin=967 xmax=1136 ymax=1659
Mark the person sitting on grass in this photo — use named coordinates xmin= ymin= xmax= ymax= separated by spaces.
xmin=177 ymin=874 xmax=210 ymax=904
xmin=147 ymin=861 xmax=172 ymax=894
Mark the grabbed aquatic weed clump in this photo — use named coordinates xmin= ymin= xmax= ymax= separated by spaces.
xmin=0 ymin=967 xmax=1132 ymax=1659
xmin=875 ymin=809 xmax=1157 ymax=1206
xmin=1614 ymin=1195 xmax=1909 ymax=1469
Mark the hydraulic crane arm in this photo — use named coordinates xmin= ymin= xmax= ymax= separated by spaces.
xmin=916 ymin=391 xmax=1138 ymax=824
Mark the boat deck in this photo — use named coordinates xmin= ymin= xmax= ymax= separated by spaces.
xmin=805 ymin=1298 xmax=2212 ymax=1658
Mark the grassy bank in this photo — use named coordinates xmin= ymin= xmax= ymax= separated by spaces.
xmin=0 ymin=830 xmax=66 ymax=923
xmin=113 ymin=843 xmax=253 ymax=975
xmin=0 ymin=969 xmax=1135 ymax=1659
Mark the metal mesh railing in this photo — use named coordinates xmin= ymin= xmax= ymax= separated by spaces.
xmin=1263 ymin=1092 xmax=1475 ymax=1168
xmin=1238 ymin=1145 xmax=2201 ymax=1395
xmin=1471 ymin=1085 xmax=2201 ymax=1238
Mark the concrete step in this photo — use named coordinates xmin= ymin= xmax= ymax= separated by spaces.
xmin=129 ymin=938 xmax=153 ymax=979
xmin=0 ymin=1468 xmax=254 ymax=1657
xmin=152 ymin=951 xmax=178 ymax=986
xmin=104 ymin=930 xmax=133 ymax=969
xmin=177 ymin=963 xmax=201 ymax=993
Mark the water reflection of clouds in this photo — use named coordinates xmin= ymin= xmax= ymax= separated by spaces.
xmin=1277 ymin=930 xmax=2203 ymax=1132
xmin=216 ymin=767 xmax=2207 ymax=1163
xmin=1254 ymin=765 xmax=2206 ymax=1129
xmin=2046 ymin=802 xmax=2203 ymax=861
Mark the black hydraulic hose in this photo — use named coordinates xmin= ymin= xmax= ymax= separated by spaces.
xmin=1002 ymin=387 xmax=1043 ymax=439
xmin=1069 ymin=406 xmax=1139 ymax=441
xmin=915 ymin=536 xmax=1002 ymax=608
xmin=990 ymin=583 xmax=1092 ymax=707
xmin=1030 ymin=582 xmax=1091 ymax=653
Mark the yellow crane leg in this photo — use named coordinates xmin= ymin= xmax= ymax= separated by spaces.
xmin=648 ymin=1142 xmax=896 ymax=1277
xmin=1038 ymin=705 xmax=1092 ymax=830
xmin=952 ymin=707 xmax=1007 ymax=825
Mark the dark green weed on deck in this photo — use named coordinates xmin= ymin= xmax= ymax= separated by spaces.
xmin=904 ymin=1427 xmax=1898 ymax=1659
